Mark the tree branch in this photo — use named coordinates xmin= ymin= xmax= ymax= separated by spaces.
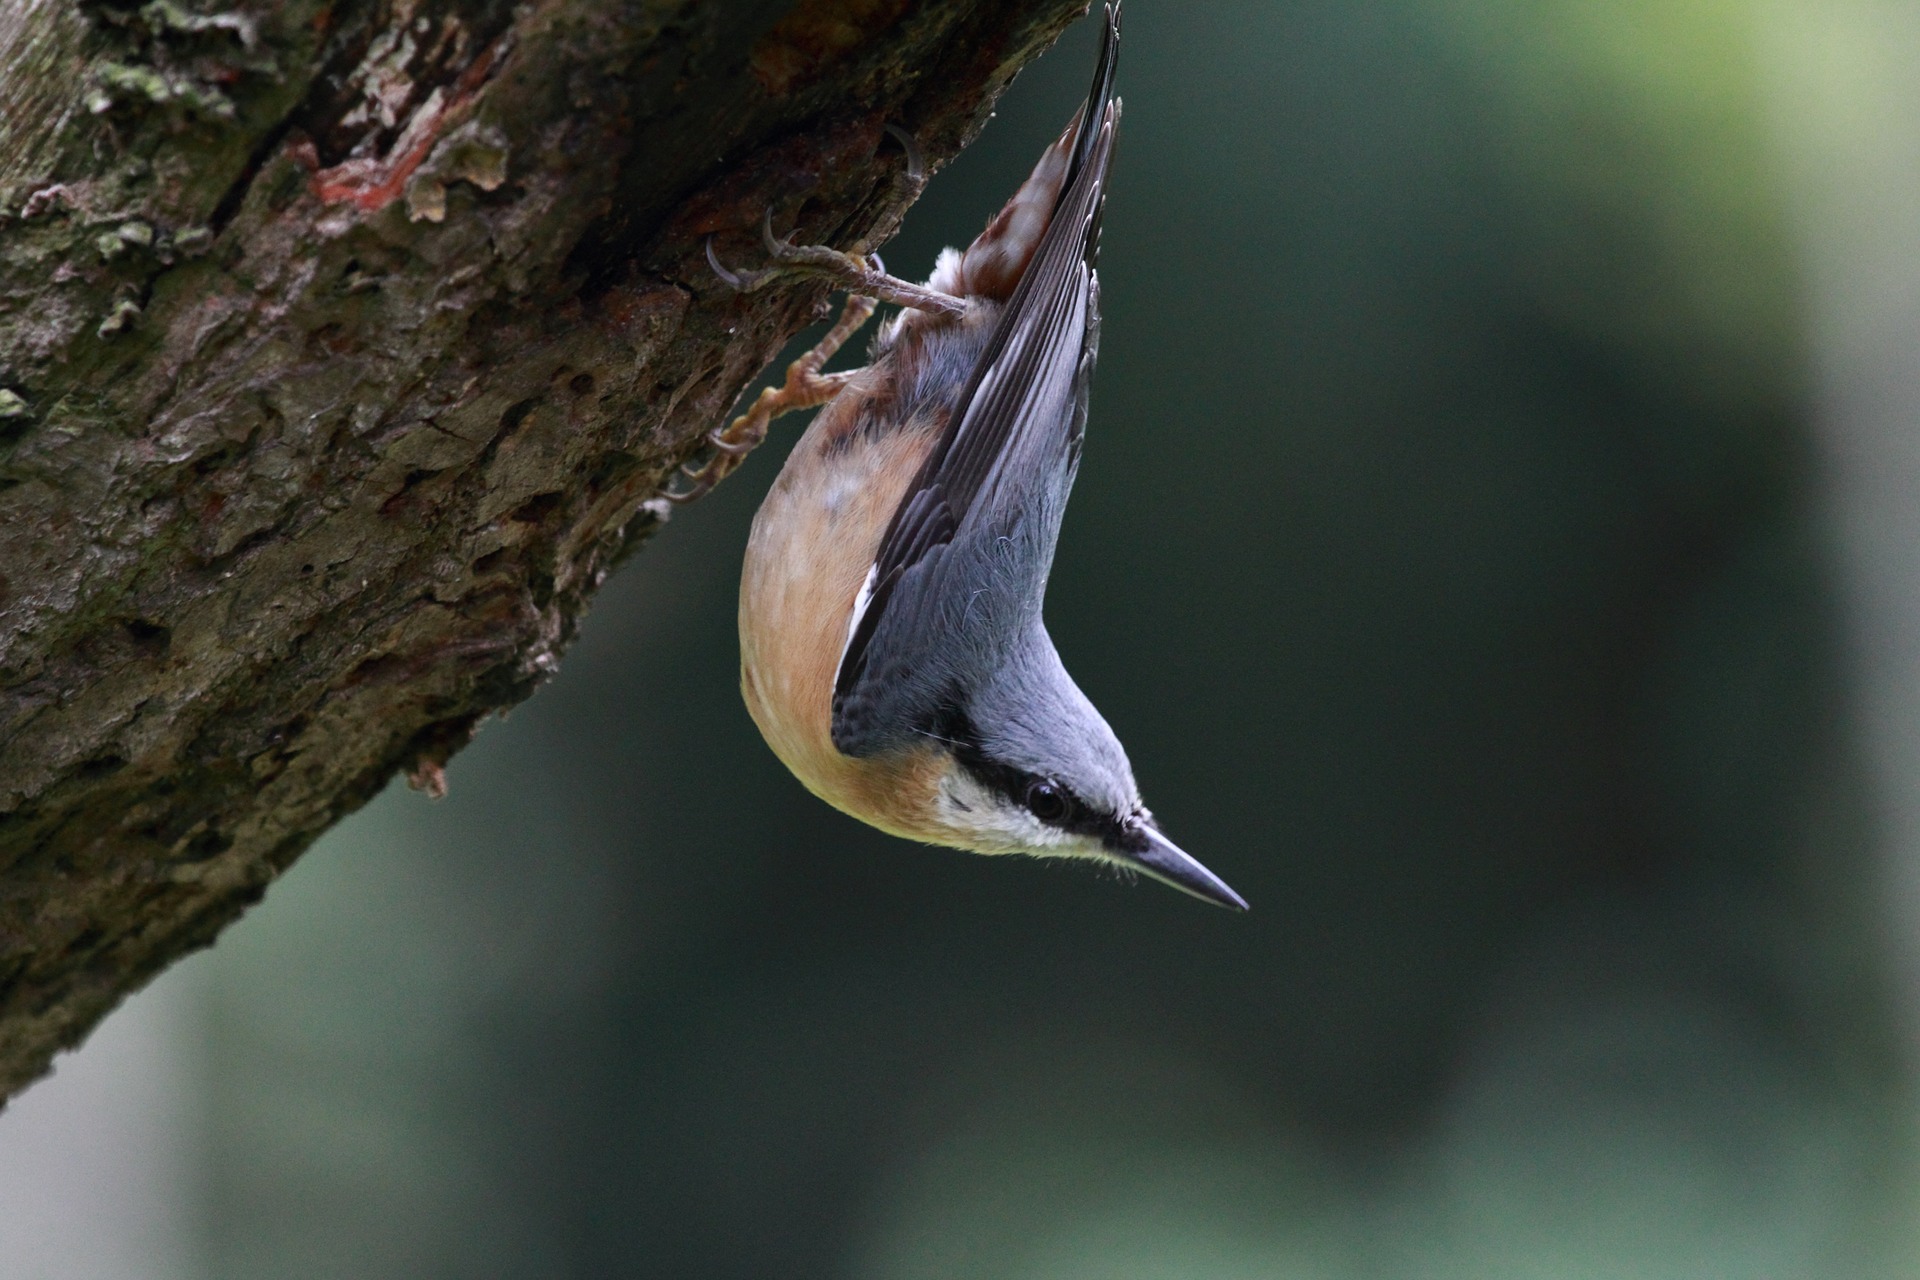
xmin=0 ymin=0 xmax=1086 ymax=1101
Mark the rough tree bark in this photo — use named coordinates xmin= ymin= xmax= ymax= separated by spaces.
xmin=0 ymin=0 xmax=1086 ymax=1101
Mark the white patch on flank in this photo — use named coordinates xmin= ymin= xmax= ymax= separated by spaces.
xmin=839 ymin=564 xmax=880 ymax=674
xmin=822 ymin=470 xmax=862 ymax=516
xmin=926 ymin=246 xmax=967 ymax=298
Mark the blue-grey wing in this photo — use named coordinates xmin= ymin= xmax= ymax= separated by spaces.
xmin=832 ymin=61 xmax=1119 ymax=757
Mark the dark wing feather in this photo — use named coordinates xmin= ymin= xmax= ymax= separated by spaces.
xmin=832 ymin=5 xmax=1121 ymax=746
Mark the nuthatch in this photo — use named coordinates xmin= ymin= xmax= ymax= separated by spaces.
xmin=685 ymin=3 xmax=1245 ymax=910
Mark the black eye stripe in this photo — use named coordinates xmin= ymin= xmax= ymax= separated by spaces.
xmin=933 ymin=702 xmax=1122 ymax=841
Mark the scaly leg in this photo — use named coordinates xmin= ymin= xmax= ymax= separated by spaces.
xmin=706 ymin=211 xmax=970 ymax=321
xmin=665 ymin=292 xmax=879 ymax=505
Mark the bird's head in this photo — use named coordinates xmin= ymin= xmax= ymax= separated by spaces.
xmin=912 ymin=646 xmax=1247 ymax=911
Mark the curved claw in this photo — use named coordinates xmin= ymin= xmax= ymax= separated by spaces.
xmin=882 ymin=123 xmax=926 ymax=185
xmin=705 ymin=236 xmax=746 ymax=291
xmin=759 ymin=206 xmax=790 ymax=258
xmin=707 ymin=236 xmax=781 ymax=292
xmin=663 ymin=461 xmax=717 ymax=506
xmin=706 ymin=426 xmax=758 ymax=457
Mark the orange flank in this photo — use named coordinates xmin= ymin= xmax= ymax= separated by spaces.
xmin=738 ymin=376 xmax=949 ymax=841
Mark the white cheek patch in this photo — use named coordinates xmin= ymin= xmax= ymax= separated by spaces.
xmin=933 ymin=768 xmax=1107 ymax=860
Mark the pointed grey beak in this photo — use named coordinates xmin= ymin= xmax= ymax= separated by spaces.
xmin=1112 ymin=818 xmax=1248 ymax=911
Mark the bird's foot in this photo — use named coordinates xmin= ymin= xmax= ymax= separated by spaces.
xmin=705 ymin=209 xmax=968 ymax=320
xmin=664 ymin=292 xmax=878 ymax=505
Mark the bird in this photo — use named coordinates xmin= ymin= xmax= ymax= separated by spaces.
xmin=682 ymin=3 xmax=1245 ymax=910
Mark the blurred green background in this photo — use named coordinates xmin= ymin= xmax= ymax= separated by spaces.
xmin=9 ymin=1 xmax=1920 ymax=1276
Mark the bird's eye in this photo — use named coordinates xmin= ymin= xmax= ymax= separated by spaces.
xmin=1024 ymin=779 xmax=1069 ymax=823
